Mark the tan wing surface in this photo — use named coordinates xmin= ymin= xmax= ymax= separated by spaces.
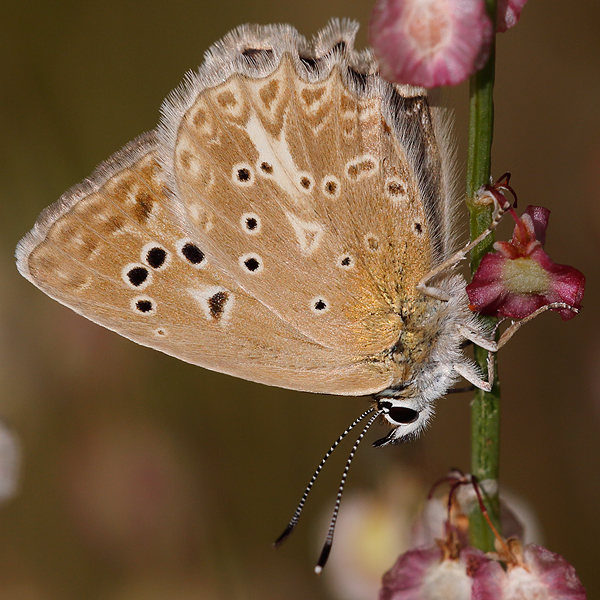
xmin=160 ymin=27 xmax=443 ymax=357
xmin=16 ymin=133 xmax=394 ymax=395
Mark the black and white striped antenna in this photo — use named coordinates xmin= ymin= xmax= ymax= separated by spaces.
xmin=314 ymin=410 xmax=381 ymax=574
xmin=273 ymin=407 xmax=382 ymax=573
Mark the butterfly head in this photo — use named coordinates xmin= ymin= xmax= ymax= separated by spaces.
xmin=372 ymin=387 xmax=436 ymax=447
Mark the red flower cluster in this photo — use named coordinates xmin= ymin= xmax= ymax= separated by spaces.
xmin=467 ymin=205 xmax=585 ymax=321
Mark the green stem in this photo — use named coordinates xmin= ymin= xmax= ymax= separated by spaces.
xmin=467 ymin=0 xmax=501 ymax=552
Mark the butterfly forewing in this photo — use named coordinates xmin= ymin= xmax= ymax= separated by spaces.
xmin=164 ymin=39 xmax=439 ymax=357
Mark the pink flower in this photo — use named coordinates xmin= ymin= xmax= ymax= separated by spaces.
xmin=379 ymin=541 xmax=490 ymax=600
xmin=379 ymin=536 xmax=587 ymax=599
xmin=474 ymin=540 xmax=588 ymax=600
xmin=466 ymin=205 xmax=585 ymax=321
xmin=506 ymin=544 xmax=587 ymax=600
xmin=369 ymin=0 xmax=493 ymax=88
xmin=369 ymin=0 xmax=529 ymax=87
xmin=379 ymin=476 xmax=587 ymax=599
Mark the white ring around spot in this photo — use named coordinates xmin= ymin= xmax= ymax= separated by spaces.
xmin=239 ymin=253 xmax=264 ymax=274
xmin=232 ymin=163 xmax=254 ymax=186
xmin=310 ymin=296 xmax=330 ymax=314
xmin=337 ymin=254 xmax=355 ymax=269
xmin=240 ymin=212 xmax=262 ymax=235
xmin=297 ymin=172 xmax=314 ymax=193
xmin=131 ymin=295 xmax=157 ymax=315
xmin=364 ymin=234 xmax=380 ymax=252
xmin=140 ymin=242 xmax=170 ymax=270
xmin=321 ymin=175 xmax=341 ymax=199
xmin=175 ymin=238 xmax=207 ymax=269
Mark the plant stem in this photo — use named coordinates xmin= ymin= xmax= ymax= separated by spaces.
xmin=466 ymin=0 xmax=501 ymax=552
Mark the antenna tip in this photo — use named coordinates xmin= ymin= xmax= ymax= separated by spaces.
xmin=315 ymin=541 xmax=332 ymax=574
xmin=273 ymin=523 xmax=294 ymax=548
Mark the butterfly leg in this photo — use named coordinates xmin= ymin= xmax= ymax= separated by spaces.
xmin=453 ymin=352 xmax=495 ymax=393
xmin=453 ymin=301 xmax=578 ymax=392
xmin=447 ymin=384 xmax=476 ymax=394
xmin=458 ymin=301 xmax=578 ymax=353
xmin=417 ymin=190 xmax=511 ymax=302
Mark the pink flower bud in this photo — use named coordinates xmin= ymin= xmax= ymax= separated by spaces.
xmin=369 ymin=0 xmax=493 ymax=87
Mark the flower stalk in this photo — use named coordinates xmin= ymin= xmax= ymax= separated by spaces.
xmin=466 ymin=0 xmax=502 ymax=552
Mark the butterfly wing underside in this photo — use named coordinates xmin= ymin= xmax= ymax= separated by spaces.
xmin=159 ymin=21 xmax=455 ymax=357
xmin=16 ymin=133 xmax=394 ymax=395
xmin=17 ymin=20 xmax=458 ymax=397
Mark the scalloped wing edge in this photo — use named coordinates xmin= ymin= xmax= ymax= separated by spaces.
xmin=155 ymin=19 xmax=461 ymax=263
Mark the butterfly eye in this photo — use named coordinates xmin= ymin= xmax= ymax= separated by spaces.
xmin=388 ymin=406 xmax=419 ymax=425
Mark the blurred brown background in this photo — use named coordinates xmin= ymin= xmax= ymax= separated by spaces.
xmin=2 ymin=1 xmax=599 ymax=598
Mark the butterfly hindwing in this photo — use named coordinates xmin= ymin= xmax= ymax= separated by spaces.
xmin=16 ymin=132 xmax=395 ymax=395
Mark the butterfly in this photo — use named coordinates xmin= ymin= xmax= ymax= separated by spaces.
xmin=16 ymin=19 xmax=508 ymax=569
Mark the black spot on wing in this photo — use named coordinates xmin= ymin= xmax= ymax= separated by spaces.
xmin=146 ymin=247 xmax=167 ymax=268
xmin=182 ymin=243 xmax=205 ymax=265
xmin=208 ymin=291 xmax=229 ymax=321
xmin=237 ymin=168 xmax=250 ymax=182
xmin=135 ymin=299 xmax=153 ymax=313
xmin=244 ymin=257 xmax=260 ymax=272
xmin=127 ymin=267 xmax=148 ymax=286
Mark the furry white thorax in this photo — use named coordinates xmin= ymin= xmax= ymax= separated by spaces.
xmin=374 ymin=273 xmax=489 ymax=445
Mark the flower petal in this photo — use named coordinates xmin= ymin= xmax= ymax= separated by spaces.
xmin=470 ymin=554 xmax=505 ymax=600
xmin=497 ymin=0 xmax=528 ymax=33
xmin=466 ymin=253 xmax=509 ymax=314
xmin=467 ymin=205 xmax=585 ymax=321
xmin=521 ymin=544 xmax=587 ymax=600
xmin=380 ymin=546 xmax=443 ymax=599
xmin=496 ymin=292 xmax=548 ymax=320
xmin=370 ymin=0 xmax=493 ymax=87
